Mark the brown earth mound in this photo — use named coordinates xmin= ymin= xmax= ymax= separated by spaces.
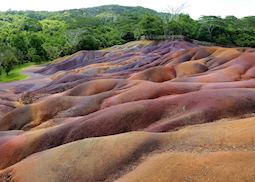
xmin=0 ymin=40 xmax=255 ymax=181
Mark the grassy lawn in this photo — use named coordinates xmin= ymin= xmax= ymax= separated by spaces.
xmin=0 ymin=62 xmax=35 ymax=83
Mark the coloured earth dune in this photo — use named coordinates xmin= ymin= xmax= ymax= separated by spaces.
xmin=0 ymin=40 xmax=255 ymax=181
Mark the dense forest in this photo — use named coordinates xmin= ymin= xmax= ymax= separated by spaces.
xmin=0 ymin=5 xmax=255 ymax=75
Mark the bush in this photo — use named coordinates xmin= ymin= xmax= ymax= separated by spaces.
xmin=76 ymin=35 xmax=100 ymax=51
xmin=121 ymin=32 xmax=135 ymax=41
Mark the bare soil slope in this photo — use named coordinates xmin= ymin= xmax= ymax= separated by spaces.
xmin=0 ymin=40 xmax=255 ymax=181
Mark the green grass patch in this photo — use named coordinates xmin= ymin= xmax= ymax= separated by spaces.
xmin=0 ymin=62 xmax=35 ymax=83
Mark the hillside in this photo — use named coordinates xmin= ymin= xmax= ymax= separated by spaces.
xmin=0 ymin=40 xmax=255 ymax=181
xmin=7 ymin=5 xmax=157 ymax=19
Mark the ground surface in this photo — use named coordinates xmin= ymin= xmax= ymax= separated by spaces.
xmin=0 ymin=40 xmax=255 ymax=182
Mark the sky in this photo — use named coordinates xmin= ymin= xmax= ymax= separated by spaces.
xmin=0 ymin=0 xmax=254 ymax=19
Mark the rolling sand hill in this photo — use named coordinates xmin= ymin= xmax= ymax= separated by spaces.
xmin=0 ymin=40 xmax=255 ymax=181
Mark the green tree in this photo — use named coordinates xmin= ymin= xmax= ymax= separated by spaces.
xmin=198 ymin=16 xmax=226 ymax=42
xmin=0 ymin=46 xmax=18 ymax=75
xmin=139 ymin=14 xmax=164 ymax=37
xmin=21 ymin=18 xmax=42 ymax=32
xmin=28 ymin=34 xmax=47 ymax=62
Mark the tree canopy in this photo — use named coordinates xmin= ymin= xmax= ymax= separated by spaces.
xmin=0 ymin=5 xmax=255 ymax=75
